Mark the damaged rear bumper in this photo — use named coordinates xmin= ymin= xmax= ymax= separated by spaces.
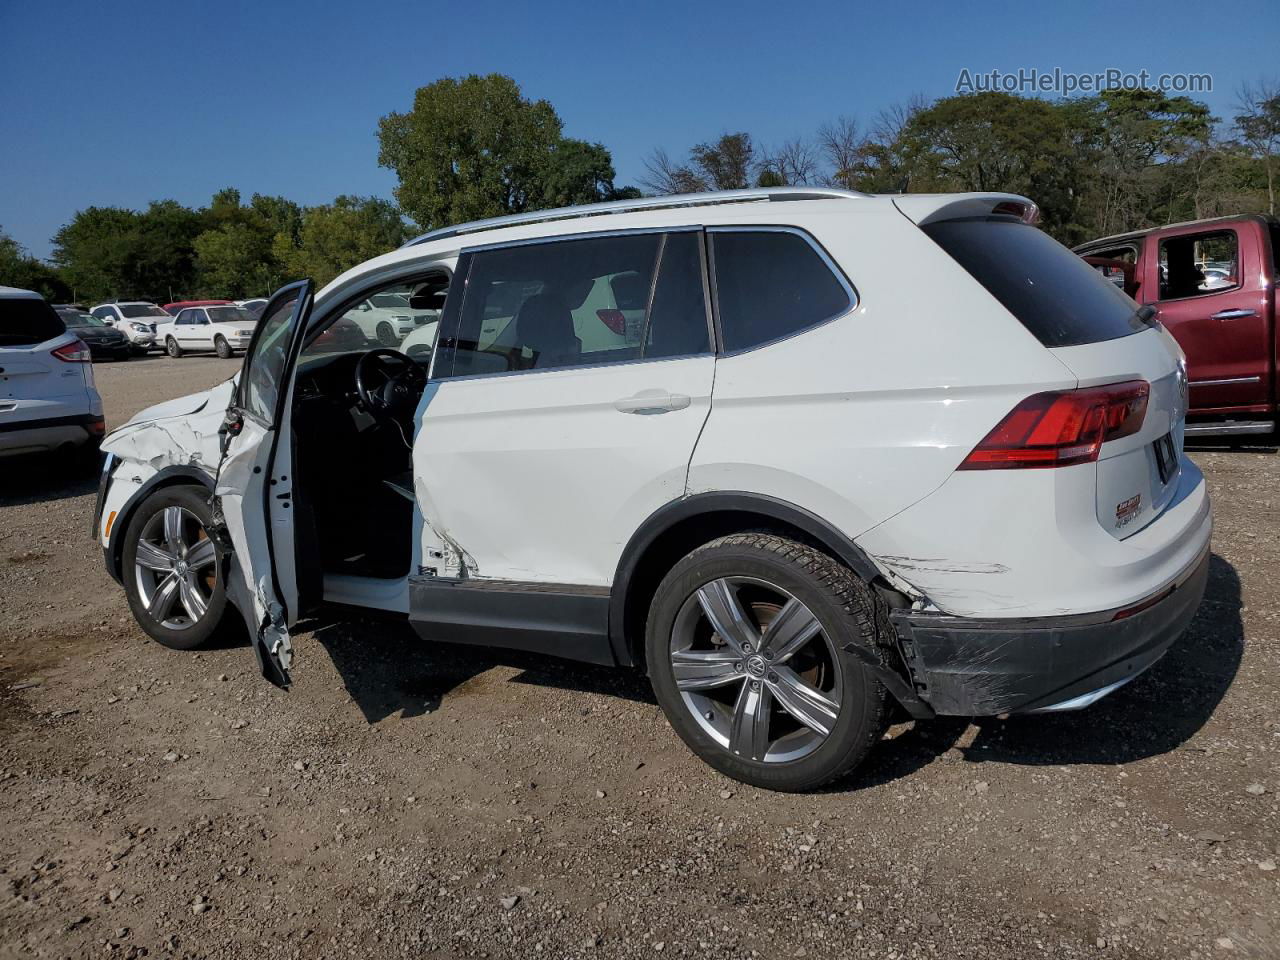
xmin=891 ymin=546 xmax=1210 ymax=716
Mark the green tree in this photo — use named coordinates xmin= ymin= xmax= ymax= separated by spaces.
xmin=52 ymin=201 xmax=203 ymax=303
xmin=382 ymin=74 xmax=593 ymax=229
xmin=274 ymin=196 xmax=409 ymax=288
xmin=192 ymin=190 xmax=302 ymax=297
xmin=0 ymin=227 xmax=71 ymax=300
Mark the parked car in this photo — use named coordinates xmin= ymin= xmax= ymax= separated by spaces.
xmin=1075 ymin=214 xmax=1280 ymax=437
xmin=94 ymin=188 xmax=1210 ymax=791
xmin=338 ymin=292 xmax=419 ymax=346
xmin=89 ymin=301 xmax=168 ymax=354
xmin=162 ymin=299 xmax=232 ymax=315
xmin=56 ymin=309 xmax=134 ymax=360
xmin=1 ymin=286 xmax=105 ymax=462
xmin=154 ymin=305 xmax=258 ymax=358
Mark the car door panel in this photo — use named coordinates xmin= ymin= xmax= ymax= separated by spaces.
xmin=1144 ymin=226 xmax=1272 ymax=412
xmin=412 ymin=356 xmax=715 ymax=586
xmin=214 ymin=280 xmax=313 ymax=686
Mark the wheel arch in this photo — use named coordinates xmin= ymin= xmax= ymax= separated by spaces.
xmin=609 ymin=492 xmax=887 ymax=671
xmin=104 ymin=466 xmax=214 ymax=584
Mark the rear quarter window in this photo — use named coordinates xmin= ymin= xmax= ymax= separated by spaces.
xmin=710 ymin=230 xmax=852 ymax=353
xmin=922 ymin=218 xmax=1145 ymax=348
xmin=0 ymin=297 xmax=67 ymax=347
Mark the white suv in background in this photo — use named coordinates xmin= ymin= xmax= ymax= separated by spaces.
xmin=155 ymin=304 xmax=259 ymax=358
xmin=1 ymin=286 xmax=104 ymax=461
xmin=89 ymin=301 xmax=168 ymax=354
xmin=93 ymin=188 xmax=1210 ymax=791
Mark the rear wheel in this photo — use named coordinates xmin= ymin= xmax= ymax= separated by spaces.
xmin=165 ymin=337 xmax=182 ymax=358
xmin=214 ymin=335 xmax=233 ymax=359
xmin=122 ymin=486 xmax=230 ymax=650
xmin=646 ymin=532 xmax=892 ymax=791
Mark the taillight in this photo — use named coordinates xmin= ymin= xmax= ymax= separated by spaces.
xmin=597 ymin=309 xmax=626 ymax=336
xmin=52 ymin=339 xmax=92 ymax=362
xmin=958 ymin=380 xmax=1149 ymax=470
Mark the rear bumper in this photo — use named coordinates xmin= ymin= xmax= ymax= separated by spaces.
xmin=0 ymin=413 xmax=105 ymax=457
xmin=892 ymin=546 xmax=1210 ymax=716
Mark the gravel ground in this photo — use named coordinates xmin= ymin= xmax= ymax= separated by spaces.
xmin=1 ymin=355 xmax=1277 ymax=960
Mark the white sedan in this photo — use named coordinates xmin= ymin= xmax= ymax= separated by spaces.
xmin=156 ymin=305 xmax=258 ymax=358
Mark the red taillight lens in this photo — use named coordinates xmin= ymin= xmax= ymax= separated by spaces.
xmin=52 ymin=339 xmax=92 ymax=362
xmin=958 ymin=380 xmax=1149 ymax=470
xmin=596 ymin=309 xmax=626 ymax=336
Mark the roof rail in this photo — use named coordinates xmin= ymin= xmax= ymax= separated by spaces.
xmin=402 ymin=186 xmax=868 ymax=247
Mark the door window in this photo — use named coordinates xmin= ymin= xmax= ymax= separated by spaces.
xmin=175 ymin=311 xmax=191 ymax=325
xmin=439 ymin=231 xmax=710 ymax=378
xmin=710 ymin=229 xmax=852 ymax=353
xmin=239 ymin=290 xmax=304 ymax=424
xmin=1158 ymin=230 xmax=1239 ymax=299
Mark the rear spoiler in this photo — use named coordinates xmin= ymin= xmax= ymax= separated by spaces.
xmin=892 ymin=193 xmax=1040 ymax=226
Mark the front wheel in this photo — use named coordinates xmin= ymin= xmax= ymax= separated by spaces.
xmin=646 ymin=533 xmax=893 ymax=792
xmin=375 ymin=321 xmax=399 ymax=347
xmin=214 ymin=335 xmax=233 ymax=359
xmin=121 ymin=486 xmax=231 ymax=650
xmin=165 ymin=337 xmax=183 ymax=358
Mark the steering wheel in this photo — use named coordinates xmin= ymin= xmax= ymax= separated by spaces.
xmin=355 ymin=348 xmax=427 ymax=420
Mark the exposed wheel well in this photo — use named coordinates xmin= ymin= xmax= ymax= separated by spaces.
xmin=615 ymin=508 xmax=903 ymax=673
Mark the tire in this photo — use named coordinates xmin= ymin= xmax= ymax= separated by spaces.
xmin=121 ymin=486 xmax=230 ymax=651
xmin=214 ymin=335 xmax=233 ymax=359
xmin=375 ymin=321 xmax=398 ymax=347
xmin=165 ymin=337 xmax=183 ymax=358
xmin=646 ymin=532 xmax=893 ymax=792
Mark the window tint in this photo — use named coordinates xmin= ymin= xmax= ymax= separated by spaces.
xmin=442 ymin=232 xmax=709 ymax=377
xmin=645 ymin=231 xmax=710 ymax=359
xmin=922 ymin=218 xmax=1144 ymax=348
xmin=240 ymin=293 xmax=301 ymax=424
xmin=0 ymin=297 xmax=66 ymax=346
xmin=1158 ymin=229 xmax=1239 ymax=299
xmin=711 ymin=230 xmax=851 ymax=353
xmin=120 ymin=303 xmax=168 ymax=318
xmin=207 ymin=306 xmax=255 ymax=325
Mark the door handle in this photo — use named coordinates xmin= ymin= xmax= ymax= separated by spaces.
xmin=1211 ymin=308 xmax=1256 ymax=320
xmin=613 ymin=390 xmax=692 ymax=414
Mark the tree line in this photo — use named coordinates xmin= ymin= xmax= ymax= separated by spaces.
xmin=4 ymin=74 xmax=1277 ymax=304
xmin=642 ymin=83 xmax=1280 ymax=247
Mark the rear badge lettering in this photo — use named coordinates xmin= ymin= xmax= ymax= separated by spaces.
xmin=1115 ymin=494 xmax=1142 ymax=529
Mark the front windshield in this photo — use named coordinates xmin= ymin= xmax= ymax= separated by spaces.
xmin=207 ymin=306 xmax=256 ymax=325
xmin=120 ymin=304 xmax=169 ymax=318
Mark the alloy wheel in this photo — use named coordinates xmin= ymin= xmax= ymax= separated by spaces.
xmin=669 ymin=576 xmax=843 ymax=764
xmin=133 ymin=506 xmax=218 ymax=629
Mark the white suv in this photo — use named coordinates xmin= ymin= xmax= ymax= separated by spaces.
xmin=89 ymin=301 xmax=167 ymax=354
xmin=2 ymin=286 xmax=105 ymax=461
xmin=92 ymin=188 xmax=1211 ymax=791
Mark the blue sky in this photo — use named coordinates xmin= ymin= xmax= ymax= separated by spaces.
xmin=2 ymin=0 xmax=1275 ymax=259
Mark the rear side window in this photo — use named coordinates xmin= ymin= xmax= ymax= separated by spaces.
xmin=711 ymin=230 xmax=852 ymax=353
xmin=0 ymin=297 xmax=66 ymax=347
xmin=922 ymin=219 xmax=1144 ymax=348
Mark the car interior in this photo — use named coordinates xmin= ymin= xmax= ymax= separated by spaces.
xmin=288 ymin=273 xmax=448 ymax=603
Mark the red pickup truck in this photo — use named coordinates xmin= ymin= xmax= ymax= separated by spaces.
xmin=1075 ymin=214 xmax=1280 ymax=437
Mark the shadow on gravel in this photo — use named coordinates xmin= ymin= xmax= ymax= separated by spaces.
xmin=311 ymin=614 xmax=653 ymax=725
xmin=0 ymin=451 xmax=99 ymax=506
xmin=840 ymin=553 xmax=1243 ymax=790
xmin=308 ymin=555 xmax=1241 ymax=780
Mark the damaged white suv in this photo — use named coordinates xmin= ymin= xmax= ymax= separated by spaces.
xmin=94 ymin=188 xmax=1211 ymax=791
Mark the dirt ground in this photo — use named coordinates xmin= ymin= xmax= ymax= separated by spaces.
xmin=1 ymin=354 xmax=1277 ymax=960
